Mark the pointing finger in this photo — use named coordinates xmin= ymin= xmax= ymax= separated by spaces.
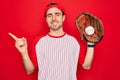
xmin=8 ymin=32 xmax=18 ymax=41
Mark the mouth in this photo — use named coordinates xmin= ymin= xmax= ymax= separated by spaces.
xmin=51 ymin=21 xmax=58 ymax=26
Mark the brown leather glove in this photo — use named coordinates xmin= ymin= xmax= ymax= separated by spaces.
xmin=76 ymin=12 xmax=104 ymax=43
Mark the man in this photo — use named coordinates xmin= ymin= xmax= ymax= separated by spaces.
xmin=9 ymin=2 xmax=94 ymax=80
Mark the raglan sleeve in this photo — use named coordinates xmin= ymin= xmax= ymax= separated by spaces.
xmin=29 ymin=36 xmax=41 ymax=68
xmin=78 ymin=40 xmax=87 ymax=65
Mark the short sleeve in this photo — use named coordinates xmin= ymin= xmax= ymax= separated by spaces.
xmin=78 ymin=40 xmax=87 ymax=65
xmin=29 ymin=36 xmax=41 ymax=68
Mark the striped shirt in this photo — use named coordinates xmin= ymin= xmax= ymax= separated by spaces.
xmin=34 ymin=33 xmax=80 ymax=80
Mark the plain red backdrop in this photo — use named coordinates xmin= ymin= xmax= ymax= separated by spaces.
xmin=0 ymin=0 xmax=120 ymax=80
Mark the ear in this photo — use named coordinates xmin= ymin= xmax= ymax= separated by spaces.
xmin=63 ymin=15 xmax=65 ymax=22
xmin=46 ymin=17 xmax=48 ymax=23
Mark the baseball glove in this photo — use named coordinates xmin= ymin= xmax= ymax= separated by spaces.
xmin=76 ymin=12 xmax=104 ymax=43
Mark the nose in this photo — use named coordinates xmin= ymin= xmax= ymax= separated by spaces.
xmin=52 ymin=15 xmax=56 ymax=21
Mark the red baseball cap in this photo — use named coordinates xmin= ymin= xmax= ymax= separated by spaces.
xmin=45 ymin=2 xmax=65 ymax=16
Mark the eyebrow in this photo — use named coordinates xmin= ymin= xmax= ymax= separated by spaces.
xmin=55 ymin=12 xmax=61 ymax=15
xmin=46 ymin=13 xmax=52 ymax=16
xmin=47 ymin=12 xmax=61 ymax=16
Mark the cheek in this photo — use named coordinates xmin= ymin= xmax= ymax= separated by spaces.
xmin=46 ymin=19 xmax=51 ymax=23
xmin=57 ymin=17 xmax=63 ymax=22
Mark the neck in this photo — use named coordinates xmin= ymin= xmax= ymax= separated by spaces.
xmin=49 ymin=28 xmax=65 ymax=36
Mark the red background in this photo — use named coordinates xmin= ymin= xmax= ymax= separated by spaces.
xmin=0 ymin=0 xmax=120 ymax=80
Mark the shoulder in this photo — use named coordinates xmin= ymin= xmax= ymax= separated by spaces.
xmin=32 ymin=34 xmax=47 ymax=46
xmin=66 ymin=34 xmax=80 ymax=46
xmin=66 ymin=34 xmax=78 ymax=42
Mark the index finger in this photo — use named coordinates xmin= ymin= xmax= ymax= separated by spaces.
xmin=8 ymin=32 xmax=18 ymax=41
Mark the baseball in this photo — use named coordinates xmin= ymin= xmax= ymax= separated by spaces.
xmin=85 ymin=26 xmax=94 ymax=35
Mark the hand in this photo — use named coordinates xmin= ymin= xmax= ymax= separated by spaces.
xmin=87 ymin=42 xmax=95 ymax=45
xmin=8 ymin=32 xmax=28 ymax=55
xmin=76 ymin=12 xmax=104 ymax=43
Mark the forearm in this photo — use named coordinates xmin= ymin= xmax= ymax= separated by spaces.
xmin=82 ymin=43 xmax=94 ymax=69
xmin=8 ymin=33 xmax=35 ymax=73
xmin=21 ymin=51 xmax=35 ymax=74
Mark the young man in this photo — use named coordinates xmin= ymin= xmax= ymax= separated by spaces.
xmin=9 ymin=2 xmax=94 ymax=80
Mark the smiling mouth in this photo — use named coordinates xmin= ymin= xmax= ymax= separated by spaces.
xmin=51 ymin=21 xmax=58 ymax=26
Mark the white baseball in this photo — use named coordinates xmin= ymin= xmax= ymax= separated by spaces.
xmin=85 ymin=26 xmax=94 ymax=35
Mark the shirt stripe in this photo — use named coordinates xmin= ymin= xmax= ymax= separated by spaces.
xmin=35 ymin=34 xmax=80 ymax=80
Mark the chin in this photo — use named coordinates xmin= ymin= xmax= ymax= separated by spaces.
xmin=51 ymin=27 xmax=61 ymax=31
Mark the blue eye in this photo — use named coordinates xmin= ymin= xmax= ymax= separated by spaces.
xmin=46 ymin=13 xmax=52 ymax=18
xmin=55 ymin=13 xmax=61 ymax=16
xmin=47 ymin=15 xmax=52 ymax=18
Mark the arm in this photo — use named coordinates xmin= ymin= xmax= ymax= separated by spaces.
xmin=21 ymin=50 xmax=35 ymax=74
xmin=82 ymin=42 xmax=94 ymax=70
xmin=8 ymin=33 xmax=35 ymax=74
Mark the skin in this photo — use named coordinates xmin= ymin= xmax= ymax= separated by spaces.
xmin=46 ymin=7 xmax=65 ymax=36
xmin=8 ymin=7 xmax=94 ymax=74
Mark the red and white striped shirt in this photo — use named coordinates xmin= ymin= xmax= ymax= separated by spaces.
xmin=32 ymin=33 xmax=80 ymax=80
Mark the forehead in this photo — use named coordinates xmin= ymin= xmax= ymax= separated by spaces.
xmin=46 ymin=7 xmax=62 ymax=14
